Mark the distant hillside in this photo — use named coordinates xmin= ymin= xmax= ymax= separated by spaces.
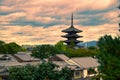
xmin=77 ymin=41 xmax=97 ymax=47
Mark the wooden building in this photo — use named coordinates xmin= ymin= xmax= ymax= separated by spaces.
xmin=61 ymin=14 xmax=83 ymax=46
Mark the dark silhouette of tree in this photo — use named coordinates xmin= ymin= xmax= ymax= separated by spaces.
xmin=6 ymin=42 xmax=22 ymax=54
xmin=0 ymin=41 xmax=22 ymax=54
xmin=0 ymin=40 xmax=7 ymax=54
xmin=9 ymin=62 xmax=73 ymax=80
xmin=97 ymin=35 xmax=120 ymax=80
xmin=31 ymin=45 xmax=58 ymax=62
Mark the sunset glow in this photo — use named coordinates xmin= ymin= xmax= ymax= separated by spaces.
xmin=0 ymin=0 xmax=119 ymax=45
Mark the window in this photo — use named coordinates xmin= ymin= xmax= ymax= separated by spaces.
xmin=75 ymin=71 xmax=80 ymax=76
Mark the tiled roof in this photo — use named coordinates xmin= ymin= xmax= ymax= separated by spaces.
xmin=71 ymin=57 xmax=100 ymax=68
xmin=0 ymin=54 xmax=20 ymax=67
xmin=14 ymin=52 xmax=39 ymax=62
xmin=62 ymin=26 xmax=82 ymax=33
xmin=0 ymin=66 xmax=9 ymax=76
xmin=52 ymin=61 xmax=69 ymax=67
xmin=55 ymin=54 xmax=70 ymax=61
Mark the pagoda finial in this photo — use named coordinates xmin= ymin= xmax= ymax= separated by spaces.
xmin=71 ymin=13 xmax=73 ymax=27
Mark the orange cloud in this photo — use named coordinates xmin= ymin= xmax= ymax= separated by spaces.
xmin=0 ymin=12 xmax=26 ymax=23
xmin=0 ymin=0 xmax=119 ymax=45
xmin=0 ymin=23 xmax=119 ymax=45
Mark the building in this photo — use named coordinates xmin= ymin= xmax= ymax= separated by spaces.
xmin=61 ymin=13 xmax=83 ymax=46
xmin=14 ymin=52 xmax=40 ymax=62
xmin=49 ymin=54 xmax=100 ymax=80
xmin=0 ymin=52 xmax=41 ymax=80
xmin=0 ymin=65 xmax=9 ymax=80
xmin=0 ymin=53 xmax=100 ymax=80
xmin=71 ymin=57 xmax=100 ymax=79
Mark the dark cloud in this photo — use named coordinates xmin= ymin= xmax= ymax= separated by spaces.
xmin=82 ymin=18 xmax=109 ymax=26
xmin=9 ymin=16 xmax=64 ymax=27
xmin=0 ymin=0 xmax=4 ymax=5
xmin=13 ymin=32 xmax=33 ymax=36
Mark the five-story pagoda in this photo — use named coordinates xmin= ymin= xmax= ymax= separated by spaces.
xmin=61 ymin=14 xmax=83 ymax=46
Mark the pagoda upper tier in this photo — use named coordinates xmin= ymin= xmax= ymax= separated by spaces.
xmin=62 ymin=26 xmax=82 ymax=33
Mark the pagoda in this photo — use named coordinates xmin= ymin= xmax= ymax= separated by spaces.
xmin=61 ymin=13 xmax=83 ymax=46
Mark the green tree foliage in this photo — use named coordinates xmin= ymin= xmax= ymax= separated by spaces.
xmin=58 ymin=67 xmax=73 ymax=80
xmin=31 ymin=41 xmax=98 ymax=60
xmin=55 ymin=41 xmax=67 ymax=53
xmin=0 ymin=40 xmax=5 ymax=45
xmin=69 ymin=40 xmax=75 ymax=48
xmin=64 ymin=47 xmax=98 ymax=58
xmin=9 ymin=62 xmax=73 ymax=80
xmin=6 ymin=42 xmax=22 ymax=54
xmin=31 ymin=45 xmax=59 ymax=62
xmin=97 ymin=35 xmax=120 ymax=80
xmin=32 ymin=45 xmax=54 ymax=59
xmin=88 ymin=46 xmax=97 ymax=50
xmin=0 ymin=40 xmax=23 ymax=54
xmin=0 ymin=41 xmax=7 ymax=54
xmin=9 ymin=65 xmax=35 ymax=80
xmin=55 ymin=41 xmax=98 ymax=57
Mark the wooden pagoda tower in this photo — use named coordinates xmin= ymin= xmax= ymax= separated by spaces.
xmin=61 ymin=14 xmax=83 ymax=46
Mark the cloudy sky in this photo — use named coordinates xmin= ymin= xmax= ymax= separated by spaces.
xmin=0 ymin=0 xmax=120 ymax=45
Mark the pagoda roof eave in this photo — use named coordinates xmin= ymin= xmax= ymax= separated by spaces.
xmin=61 ymin=35 xmax=83 ymax=38
xmin=62 ymin=27 xmax=82 ymax=33
xmin=64 ymin=40 xmax=83 ymax=43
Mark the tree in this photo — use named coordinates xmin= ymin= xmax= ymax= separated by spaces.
xmin=0 ymin=40 xmax=5 ymax=46
xmin=98 ymin=35 xmax=120 ymax=55
xmin=31 ymin=45 xmax=57 ymax=62
xmin=6 ymin=42 xmax=22 ymax=54
xmin=69 ymin=40 xmax=75 ymax=48
xmin=58 ymin=67 xmax=73 ymax=80
xmin=0 ymin=40 xmax=7 ymax=54
xmin=9 ymin=64 xmax=36 ymax=80
xmin=55 ymin=41 xmax=67 ymax=53
xmin=0 ymin=41 xmax=23 ymax=54
xmin=9 ymin=62 xmax=73 ymax=80
xmin=97 ymin=35 xmax=120 ymax=80
xmin=64 ymin=47 xmax=98 ymax=58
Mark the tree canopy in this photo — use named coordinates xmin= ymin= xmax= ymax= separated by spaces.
xmin=97 ymin=35 xmax=120 ymax=80
xmin=9 ymin=62 xmax=73 ymax=80
xmin=31 ymin=45 xmax=57 ymax=60
xmin=31 ymin=41 xmax=98 ymax=61
xmin=0 ymin=40 xmax=24 ymax=54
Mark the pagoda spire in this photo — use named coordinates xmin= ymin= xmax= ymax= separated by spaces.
xmin=71 ymin=13 xmax=74 ymax=27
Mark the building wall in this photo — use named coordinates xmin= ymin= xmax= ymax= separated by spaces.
xmin=95 ymin=67 xmax=98 ymax=72
xmin=73 ymin=67 xmax=99 ymax=79
xmin=83 ymin=69 xmax=88 ymax=78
